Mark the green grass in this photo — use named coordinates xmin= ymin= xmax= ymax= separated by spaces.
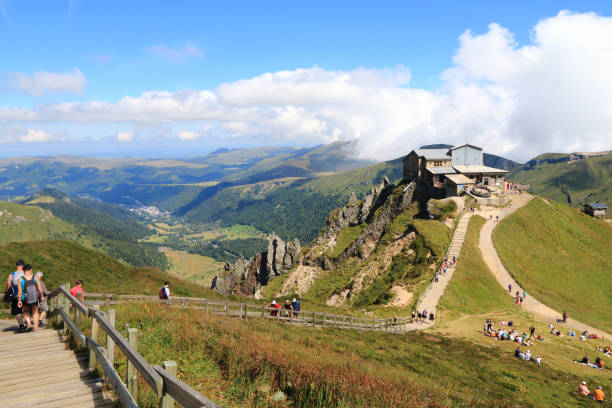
xmin=329 ymin=224 xmax=366 ymax=257
xmin=439 ymin=216 xmax=514 ymax=319
xmin=493 ymin=198 xmax=612 ymax=333
xmin=509 ymin=152 xmax=611 ymax=208
xmin=0 ymin=240 xmax=213 ymax=297
xmin=0 ymin=201 xmax=76 ymax=245
xmin=413 ymin=219 xmax=452 ymax=257
xmin=99 ymin=303 xmax=609 ymax=408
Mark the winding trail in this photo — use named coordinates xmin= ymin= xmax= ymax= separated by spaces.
xmin=477 ymin=193 xmax=612 ymax=339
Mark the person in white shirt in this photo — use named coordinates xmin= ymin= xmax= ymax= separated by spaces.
xmin=535 ymin=355 xmax=542 ymax=365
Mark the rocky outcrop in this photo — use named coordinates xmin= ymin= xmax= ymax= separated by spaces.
xmin=211 ymin=234 xmax=302 ymax=296
xmin=342 ymin=182 xmax=416 ymax=260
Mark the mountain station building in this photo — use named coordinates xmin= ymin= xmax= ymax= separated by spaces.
xmin=584 ymin=203 xmax=607 ymax=219
xmin=403 ymin=144 xmax=508 ymax=198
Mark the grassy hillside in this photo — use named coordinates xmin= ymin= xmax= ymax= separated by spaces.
xmin=0 ymin=240 xmax=211 ymax=297
xmin=22 ymin=190 xmax=168 ymax=269
xmin=493 ymin=198 xmax=612 ymax=333
xmin=509 ymin=152 xmax=611 ymax=208
xmin=103 ymin=304 xmax=607 ymax=408
xmin=439 ymin=216 xmax=513 ymax=318
xmin=0 ymin=201 xmax=76 ymax=245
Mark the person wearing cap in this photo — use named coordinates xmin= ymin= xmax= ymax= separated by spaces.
xmin=578 ymin=381 xmax=590 ymax=396
xmin=6 ymin=259 xmax=25 ymax=332
xmin=291 ymin=297 xmax=301 ymax=317
xmin=268 ymin=300 xmax=280 ymax=317
xmin=593 ymin=386 xmax=605 ymax=402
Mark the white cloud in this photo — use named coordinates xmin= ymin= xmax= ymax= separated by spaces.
xmin=1 ymin=11 xmax=612 ymax=160
xmin=0 ymin=127 xmax=66 ymax=144
xmin=177 ymin=130 xmax=200 ymax=141
xmin=144 ymin=41 xmax=203 ymax=63
xmin=4 ymin=68 xmax=87 ymax=96
xmin=116 ymin=131 xmax=134 ymax=142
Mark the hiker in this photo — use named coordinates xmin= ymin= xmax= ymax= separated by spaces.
xmin=593 ymin=386 xmax=605 ymax=402
xmin=268 ymin=300 xmax=280 ymax=317
xmin=522 ymin=290 xmax=527 ymax=299
xmin=514 ymin=347 xmax=521 ymax=358
xmin=508 ymin=283 xmax=512 ymax=293
xmin=496 ymin=215 xmax=499 ymax=222
xmin=562 ymin=311 xmax=568 ymax=323
xmin=6 ymin=259 xmax=25 ymax=332
xmin=159 ymin=281 xmax=170 ymax=304
xmin=578 ymin=381 xmax=590 ymax=396
xmin=291 ymin=298 xmax=300 ymax=317
xmin=17 ymin=264 xmax=45 ymax=332
xmin=283 ymin=299 xmax=293 ymax=318
xmin=70 ymin=280 xmax=85 ymax=304
xmin=529 ymin=326 xmax=535 ymax=339
xmin=486 ymin=319 xmax=492 ymax=331
xmin=35 ymin=272 xmax=51 ymax=327
xmin=535 ymin=355 xmax=542 ymax=365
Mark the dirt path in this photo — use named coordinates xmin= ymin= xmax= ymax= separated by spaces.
xmin=477 ymin=193 xmax=612 ymax=339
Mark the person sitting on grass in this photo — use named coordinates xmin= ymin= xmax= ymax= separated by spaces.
xmin=595 ymin=357 xmax=604 ymax=369
xmin=593 ymin=386 xmax=605 ymax=403
xmin=581 ymin=356 xmax=590 ymax=364
xmin=514 ymin=347 xmax=521 ymax=358
xmin=535 ymin=355 xmax=542 ymax=365
xmin=578 ymin=381 xmax=589 ymax=396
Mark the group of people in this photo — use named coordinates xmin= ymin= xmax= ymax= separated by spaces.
xmin=507 ymin=284 xmax=527 ymax=306
xmin=5 ymin=259 xmax=85 ymax=332
xmin=412 ymin=309 xmax=434 ymax=323
xmin=483 ymin=319 xmax=539 ymax=345
xmin=513 ymin=347 xmax=541 ymax=364
xmin=578 ymin=381 xmax=605 ymax=403
xmin=578 ymin=355 xmax=606 ymax=369
xmin=268 ymin=298 xmax=301 ymax=318
xmin=433 ymin=256 xmax=456 ymax=282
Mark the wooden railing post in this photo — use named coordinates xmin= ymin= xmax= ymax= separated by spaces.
xmin=160 ymin=360 xmax=178 ymax=408
xmin=204 ymin=299 xmax=209 ymax=314
xmin=106 ymin=309 xmax=116 ymax=367
xmin=312 ymin=312 xmax=315 ymax=327
xmin=322 ymin=313 xmax=326 ymax=328
xmin=62 ymin=284 xmax=70 ymax=335
xmin=127 ymin=328 xmax=138 ymax=397
xmin=89 ymin=305 xmax=100 ymax=371
xmin=243 ymin=303 xmax=247 ymax=320
xmin=225 ymin=302 xmax=229 ymax=318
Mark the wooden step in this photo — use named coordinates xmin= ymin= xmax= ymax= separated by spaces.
xmin=2 ymin=378 xmax=104 ymax=404
xmin=0 ymin=351 xmax=85 ymax=368
xmin=15 ymin=391 xmax=115 ymax=408
xmin=0 ymin=367 xmax=92 ymax=390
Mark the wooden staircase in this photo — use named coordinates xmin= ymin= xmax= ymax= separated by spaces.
xmin=0 ymin=320 xmax=115 ymax=408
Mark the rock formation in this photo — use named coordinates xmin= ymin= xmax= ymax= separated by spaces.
xmin=211 ymin=234 xmax=302 ymax=296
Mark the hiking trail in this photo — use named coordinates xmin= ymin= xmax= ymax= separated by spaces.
xmin=0 ymin=320 xmax=114 ymax=408
xmin=477 ymin=193 xmax=612 ymax=339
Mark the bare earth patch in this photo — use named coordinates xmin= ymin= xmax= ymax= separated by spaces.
xmin=279 ymin=265 xmax=323 ymax=296
xmin=385 ymin=285 xmax=413 ymax=307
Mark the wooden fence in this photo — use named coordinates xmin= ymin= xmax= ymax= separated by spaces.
xmin=47 ymin=284 xmax=220 ymax=408
xmin=82 ymin=293 xmax=414 ymax=333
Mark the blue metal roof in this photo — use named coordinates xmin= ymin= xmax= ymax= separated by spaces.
xmin=587 ymin=203 xmax=608 ymax=209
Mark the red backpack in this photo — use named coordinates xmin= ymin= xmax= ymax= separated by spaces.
xmin=159 ymin=287 xmax=167 ymax=299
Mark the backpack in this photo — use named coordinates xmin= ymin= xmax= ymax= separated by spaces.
xmin=293 ymin=301 xmax=300 ymax=311
xmin=22 ymin=277 xmax=38 ymax=304
xmin=159 ymin=287 xmax=167 ymax=299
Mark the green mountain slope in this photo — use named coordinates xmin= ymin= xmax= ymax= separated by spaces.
xmin=0 ymin=202 xmax=76 ymax=245
xmin=509 ymin=152 xmax=611 ymax=207
xmin=20 ymin=190 xmax=168 ymax=269
xmin=0 ymin=240 xmax=211 ymax=297
xmin=493 ymin=198 xmax=612 ymax=333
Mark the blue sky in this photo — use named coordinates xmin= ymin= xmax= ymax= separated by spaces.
xmin=1 ymin=1 xmax=612 ymax=160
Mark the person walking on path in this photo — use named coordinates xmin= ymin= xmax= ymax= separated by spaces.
xmin=35 ymin=272 xmax=51 ymax=327
xmin=508 ymin=283 xmax=512 ymax=293
xmin=70 ymin=280 xmax=85 ymax=304
xmin=159 ymin=281 xmax=170 ymax=305
xmin=562 ymin=311 xmax=568 ymax=324
xmin=17 ymin=264 xmax=45 ymax=332
xmin=6 ymin=259 xmax=25 ymax=332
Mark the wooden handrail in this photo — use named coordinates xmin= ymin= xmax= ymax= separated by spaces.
xmin=90 ymin=309 xmax=164 ymax=396
xmin=50 ymin=285 xmax=222 ymax=407
xmin=153 ymin=366 xmax=220 ymax=408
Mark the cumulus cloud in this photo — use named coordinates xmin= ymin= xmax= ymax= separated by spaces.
xmin=0 ymin=127 xmax=66 ymax=144
xmin=3 ymin=68 xmax=87 ymax=96
xmin=116 ymin=131 xmax=134 ymax=142
xmin=144 ymin=41 xmax=203 ymax=63
xmin=1 ymin=11 xmax=612 ymax=160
